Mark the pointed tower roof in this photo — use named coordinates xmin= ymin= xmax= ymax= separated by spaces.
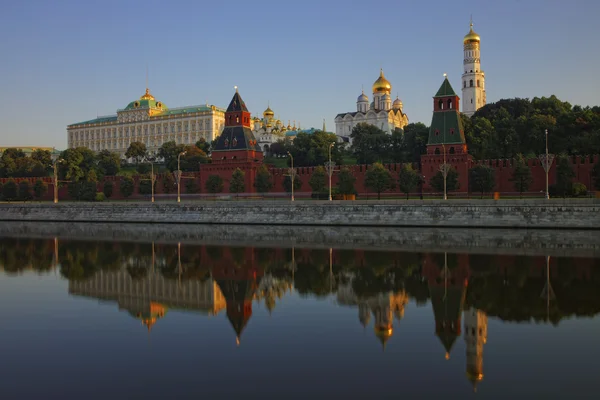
xmin=434 ymin=77 xmax=458 ymax=97
xmin=226 ymin=88 xmax=249 ymax=112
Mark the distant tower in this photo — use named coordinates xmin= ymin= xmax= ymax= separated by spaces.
xmin=464 ymin=307 xmax=488 ymax=392
xmin=462 ymin=19 xmax=486 ymax=116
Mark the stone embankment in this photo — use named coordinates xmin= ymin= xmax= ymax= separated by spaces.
xmin=0 ymin=199 xmax=599 ymax=229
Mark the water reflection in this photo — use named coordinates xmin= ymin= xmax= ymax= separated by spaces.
xmin=1 ymin=237 xmax=600 ymax=394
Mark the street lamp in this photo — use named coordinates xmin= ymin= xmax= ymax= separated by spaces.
xmin=177 ymin=151 xmax=187 ymax=203
xmin=52 ymin=158 xmax=64 ymax=204
xmin=538 ymin=129 xmax=554 ymax=200
xmin=325 ymin=142 xmax=336 ymax=201
xmin=287 ymin=151 xmax=295 ymax=202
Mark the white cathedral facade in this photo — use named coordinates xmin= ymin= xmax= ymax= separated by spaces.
xmin=334 ymin=70 xmax=409 ymax=143
xmin=462 ymin=21 xmax=486 ymax=116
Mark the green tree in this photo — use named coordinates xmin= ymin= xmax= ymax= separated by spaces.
xmin=31 ymin=150 xmax=53 ymax=174
xmin=96 ymin=150 xmax=121 ymax=176
xmin=254 ymin=165 xmax=273 ymax=194
xmin=205 ymin=174 xmax=224 ymax=194
xmin=309 ymin=166 xmax=327 ymax=196
xmin=592 ymin=160 xmax=600 ymax=190
xmin=17 ymin=181 xmax=32 ymax=201
xmin=470 ymin=165 xmax=496 ymax=198
xmin=103 ymin=180 xmax=114 ymax=199
xmin=2 ymin=179 xmax=18 ymax=201
xmin=33 ymin=179 xmax=47 ymax=200
xmin=365 ymin=162 xmax=395 ymax=200
xmin=337 ymin=167 xmax=356 ymax=195
xmin=120 ymin=177 xmax=134 ymax=199
xmin=350 ymin=123 xmax=391 ymax=165
xmin=195 ymin=138 xmax=211 ymax=154
xmin=229 ymin=168 xmax=246 ymax=195
xmin=429 ymin=168 xmax=460 ymax=194
xmin=158 ymin=141 xmax=187 ymax=171
xmin=555 ymin=154 xmax=575 ymax=197
xmin=511 ymin=154 xmax=533 ymax=197
xmin=185 ymin=178 xmax=200 ymax=194
xmin=138 ymin=176 xmax=156 ymax=196
xmin=397 ymin=164 xmax=419 ymax=200
xmin=283 ymin=175 xmax=302 ymax=193
xmin=285 ymin=130 xmax=342 ymax=167
xmin=125 ymin=141 xmax=147 ymax=164
xmin=68 ymin=181 xmax=96 ymax=201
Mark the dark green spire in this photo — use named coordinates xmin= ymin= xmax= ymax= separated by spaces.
xmin=434 ymin=77 xmax=457 ymax=97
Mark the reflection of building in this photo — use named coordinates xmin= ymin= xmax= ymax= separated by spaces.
xmin=424 ymin=253 xmax=469 ymax=359
xmin=336 ymin=281 xmax=409 ymax=349
xmin=67 ymin=87 xmax=225 ymax=157
xmin=335 ymin=69 xmax=409 ymax=142
xmin=211 ymin=247 xmax=265 ymax=346
xmin=464 ymin=307 xmax=487 ymax=392
xmin=69 ymin=269 xmax=226 ymax=330
xmin=255 ymin=273 xmax=293 ymax=315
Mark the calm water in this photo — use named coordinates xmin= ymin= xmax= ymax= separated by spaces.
xmin=1 ymin=236 xmax=599 ymax=399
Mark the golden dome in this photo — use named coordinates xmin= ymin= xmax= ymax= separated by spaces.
xmin=140 ymin=88 xmax=155 ymax=101
xmin=263 ymin=106 xmax=274 ymax=117
xmin=464 ymin=23 xmax=480 ymax=43
xmin=372 ymin=69 xmax=392 ymax=93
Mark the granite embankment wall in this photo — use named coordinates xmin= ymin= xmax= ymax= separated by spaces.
xmin=0 ymin=199 xmax=599 ymax=229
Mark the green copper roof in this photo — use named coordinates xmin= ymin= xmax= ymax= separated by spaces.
xmin=68 ymin=115 xmax=118 ymax=127
xmin=123 ymin=98 xmax=165 ymax=111
xmin=434 ymin=77 xmax=457 ymax=97
xmin=427 ymin=110 xmax=466 ymax=145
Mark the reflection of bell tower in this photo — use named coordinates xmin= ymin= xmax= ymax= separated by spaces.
xmin=424 ymin=252 xmax=469 ymax=359
xmin=464 ymin=307 xmax=487 ymax=392
xmin=212 ymin=247 xmax=264 ymax=346
xmin=359 ymin=302 xmax=371 ymax=328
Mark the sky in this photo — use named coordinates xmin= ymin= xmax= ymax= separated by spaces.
xmin=1 ymin=0 xmax=599 ymax=149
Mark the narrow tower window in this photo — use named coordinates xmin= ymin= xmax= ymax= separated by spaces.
xmin=447 ymin=99 xmax=452 ymax=109
xmin=477 ymin=80 xmax=480 ymax=87
xmin=469 ymin=79 xmax=473 ymax=87
xmin=438 ymin=99 xmax=443 ymax=110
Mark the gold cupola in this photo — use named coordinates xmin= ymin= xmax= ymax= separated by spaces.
xmin=263 ymin=106 xmax=274 ymax=117
xmin=463 ymin=22 xmax=480 ymax=44
xmin=372 ymin=69 xmax=392 ymax=93
xmin=140 ymin=87 xmax=155 ymax=101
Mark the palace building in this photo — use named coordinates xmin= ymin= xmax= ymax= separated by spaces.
xmin=66 ymin=87 xmax=226 ymax=157
xmin=335 ymin=69 xmax=409 ymax=142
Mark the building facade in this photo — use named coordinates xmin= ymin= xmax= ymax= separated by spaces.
xmin=335 ymin=70 xmax=409 ymax=143
xmin=66 ymin=88 xmax=225 ymax=157
xmin=251 ymin=105 xmax=294 ymax=154
xmin=462 ymin=21 xmax=486 ymax=116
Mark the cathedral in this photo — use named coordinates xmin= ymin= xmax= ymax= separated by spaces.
xmin=334 ymin=69 xmax=409 ymax=142
xmin=251 ymin=105 xmax=299 ymax=155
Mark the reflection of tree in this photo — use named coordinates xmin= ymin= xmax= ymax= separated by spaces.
xmin=59 ymin=241 xmax=101 ymax=281
xmin=0 ymin=238 xmax=54 ymax=274
xmin=294 ymin=262 xmax=333 ymax=297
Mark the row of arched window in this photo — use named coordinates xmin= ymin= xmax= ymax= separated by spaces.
xmin=463 ymin=79 xmax=481 ymax=88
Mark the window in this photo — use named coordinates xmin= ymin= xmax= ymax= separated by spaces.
xmin=469 ymin=79 xmax=473 ymax=87
xmin=471 ymin=99 xmax=473 ymax=104
xmin=449 ymin=147 xmax=455 ymax=154
xmin=435 ymin=148 xmax=440 ymax=155
xmin=477 ymin=80 xmax=480 ymax=87
xmin=463 ymin=81 xmax=466 ymax=88
xmin=447 ymin=99 xmax=452 ymax=109
xmin=438 ymin=99 xmax=443 ymax=110
xmin=450 ymin=129 xmax=455 ymax=135
xmin=435 ymin=130 xmax=439 ymax=136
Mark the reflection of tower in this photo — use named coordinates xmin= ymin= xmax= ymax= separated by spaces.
xmin=464 ymin=307 xmax=487 ymax=392
xmin=425 ymin=252 xmax=469 ymax=359
xmin=540 ymin=255 xmax=556 ymax=321
xmin=212 ymin=247 xmax=264 ymax=346
xmin=368 ymin=291 xmax=409 ymax=350
xmin=359 ymin=302 xmax=371 ymax=328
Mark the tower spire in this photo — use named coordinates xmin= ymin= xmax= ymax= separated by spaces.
xmin=322 ymin=118 xmax=326 ymax=132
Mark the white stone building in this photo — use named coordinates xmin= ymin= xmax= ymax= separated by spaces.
xmin=462 ymin=21 xmax=486 ymax=116
xmin=66 ymin=88 xmax=226 ymax=157
xmin=251 ymin=105 xmax=295 ymax=155
xmin=335 ymin=69 xmax=409 ymax=143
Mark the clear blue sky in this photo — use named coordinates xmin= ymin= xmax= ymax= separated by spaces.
xmin=1 ymin=0 xmax=599 ymax=149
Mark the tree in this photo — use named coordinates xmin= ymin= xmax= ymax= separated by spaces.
xmin=337 ymin=167 xmax=356 ymax=195
xmin=350 ymin=123 xmax=391 ymax=165
xmin=229 ymin=168 xmax=246 ymax=196
xmin=511 ymin=154 xmax=532 ymax=198
xmin=2 ymin=179 xmax=18 ymax=201
xmin=103 ymin=180 xmax=114 ymax=199
xmin=592 ymin=160 xmax=600 ymax=191
xmin=125 ymin=141 xmax=147 ymax=164
xmin=470 ymin=165 xmax=496 ymax=198
xmin=309 ymin=166 xmax=327 ymax=196
xmin=138 ymin=176 xmax=155 ymax=196
xmin=17 ymin=181 xmax=32 ymax=201
xmin=365 ymin=162 xmax=395 ymax=200
xmin=397 ymin=164 xmax=419 ymax=200
xmin=285 ymin=130 xmax=342 ymax=167
xmin=120 ymin=177 xmax=134 ymax=199
xmin=96 ymin=150 xmax=121 ymax=176
xmin=195 ymin=138 xmax=211 ymax=154
xmin=555 ymin=153 xmax=575 ymax=197
xmin=205 ymin=175 xmax=224 ymax=194
xmin=158 ymin=141 xmax=187 ymax=172
xmin=283 ymin=175 xmax=302 ymax=193
xmin=429 ymin=168 xmax=460 ymax=194
xmin=33 ymin=179 xmax=47 ymax=200
xmin=162 ymin=173 xmax=176 ymax=194
xmin=185 ymin=178 xmax=200 ymax=194
xmin=254 ymin=165 xmax=273 ymax=194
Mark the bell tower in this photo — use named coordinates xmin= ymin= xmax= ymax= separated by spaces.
xmin=462 ymin=19 xmax=486 ymax=116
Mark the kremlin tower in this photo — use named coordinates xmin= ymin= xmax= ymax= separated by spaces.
xmin=464 ymin=307 xmax=488 ymax=392
xmin=462 ymin=20 xmax=486 ymax=116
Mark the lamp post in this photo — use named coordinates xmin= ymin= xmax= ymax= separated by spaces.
xmin=52 ymin=158 xmax=64 ymax=204
xmin=443 ymin=144 xmax=447 ymax=200
xmin=545 ymin=129 xmax=549 ymax=200
xmin=326 ymin=142 xmax=335 ymax=201
xmin=287 ymin=151 xmax=295 ymax=202
xmin=150 ymin=162 xmax=155 ymax=203
xmin=177 ymin=151 xmax=186 ymax=203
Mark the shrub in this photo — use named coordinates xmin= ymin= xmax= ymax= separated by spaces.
xmin=95 ymin=192 xmax=106 ymax=202
xmin=120 ymin=177 xmax=134 ymax=199
xmin=185 ymin=178 xmax=200 ymax=194
xmin=572 ymin=182 xmax=587 ymax=197
xmin=18 ymin=181 xmax=33 ymax=201
xmin=33 ymin=179 xmax=48 ymax=200
xmin=103 ymin=181 xmax=114 ymax=198
xmin=205 ymin=175 xmax=224 ymax=194
xmin=2 ymin=180 xmax=18 ymax=201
